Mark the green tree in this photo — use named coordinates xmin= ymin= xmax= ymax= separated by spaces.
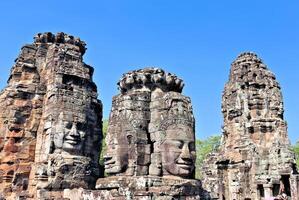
xmin=292 ymin=141 xmax=299 ymax=170
xmin=99 ymin=119 xmax=108 ymax=166
xmin=195 ymin=135 xmax=221 ymax=179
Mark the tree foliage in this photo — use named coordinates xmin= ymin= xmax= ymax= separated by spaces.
xmin=99 ymin=119 xmax=108 ymax=166
xmin=292 ymin=141 xmax=299 ymax=170
xmin=195 ymin=135 xmax=221 ymax=179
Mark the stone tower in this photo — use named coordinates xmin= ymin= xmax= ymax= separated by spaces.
xmin=0 ymin=38 xmax=44 ymax=199
xmin=93 ymin=68 xmax=207 ymax=199
xmin=202 ymin=52 xmax=299 ymax=199
xmin=0 ymin=32 xmax=103 ymax=199
xmin=104 ymin=68 xmax=195 ymax=178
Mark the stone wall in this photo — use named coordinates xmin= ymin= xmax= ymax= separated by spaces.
xmin=0 ymin=32 xmax=103 ymax=199
xmin=201 ymin=52 xmax=299 ymax=200
xmin=100 ymin=68 xmax=207 ymax=199
xmin=1 ymin=33 xmax=298 ymax=200
xmin=0 ymin=43 xmax=43 ymax=199
xmin=0 ymin=35 xmax=207 ymax=199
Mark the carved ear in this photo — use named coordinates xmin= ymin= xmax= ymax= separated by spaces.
xmin=49 ymin=140 xmax=55 ymax=154
xmin=126 ymin=134 xmax=133 ymax=145
xmin=53 ymin=132 xmax=64 ymax=149
xmin=58 ymin=112 xmax=64 ymax=121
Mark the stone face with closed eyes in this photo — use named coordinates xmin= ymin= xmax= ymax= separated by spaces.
xmin=0 ymin=32 xmax=103 ymax=199
xmin=160 ymin=123 xmax=196 ymax=178
xmin=104 ymin=68 xmax=196 ymax=178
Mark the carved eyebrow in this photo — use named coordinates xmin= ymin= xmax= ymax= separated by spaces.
xmin=167 ymin=140 xmax=184 ymax=148
xmin=168 ymin=139 xmax=183 ymax=143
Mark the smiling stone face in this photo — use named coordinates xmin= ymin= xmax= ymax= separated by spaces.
xmin=104 ymin=127 xmax=129 ymax=174
xmin=161 ymin=124 xmax=196 ymax=178
xmin=63 ymin=122 xmax=86 ymax=152
xmin=53 ymin=113 xmax=87 ymax=154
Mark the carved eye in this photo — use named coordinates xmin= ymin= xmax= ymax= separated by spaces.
xmin=65 ymin=122 xmax=72 ymax=129
xmin=171 ymin=140 xmax=183 ymax=149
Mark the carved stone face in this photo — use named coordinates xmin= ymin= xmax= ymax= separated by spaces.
xmin=0 ymin=164 xmax=15 ymax=183
xmin=104 ymin=125 xmax=129 ymax=174
xmin=54 ymin=118 xmax=87 ymax=154
xmin=161 ymin=124 xmax=196 ymax=178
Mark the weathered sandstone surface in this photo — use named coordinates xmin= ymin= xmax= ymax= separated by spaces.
xmin=0 ymin=32 xmax=102 ymax=199
xmin=1 ymin=33 xmax=298 ymax=200
xmin=202 ymin=52 xmax=299 ymax=200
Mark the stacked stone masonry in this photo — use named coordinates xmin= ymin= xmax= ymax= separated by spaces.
xmin=0 ymin=33 xmax=298 ymax=200
xmin=101 ymin=68 xmax=208 ymax=199
xmin=0 ymin=32 xmax=102 ymax=199
xmin=201 ymin=52 xmax=299 ymax=200
xmin=0 ymin=33 xmax=208 ymax=200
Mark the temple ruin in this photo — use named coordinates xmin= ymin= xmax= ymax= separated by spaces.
xmin=0 ymin=32 xmax=102 ymax=199
xmin=0 ymin=33 xmax=298 ymax=200
xmin=201 ymin=52 xmax=299 ymax=199
xmin=94 ymin=68 xmax=206 ymax=199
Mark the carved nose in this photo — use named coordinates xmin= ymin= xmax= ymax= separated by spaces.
xmin=180 ymin=144 xmax=192 ymax=160
xmin=69 ymin=124 xmax=79 ymax=136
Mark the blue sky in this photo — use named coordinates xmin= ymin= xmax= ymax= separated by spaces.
xmin=0 ymin=1 xmax=298 ymax=143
